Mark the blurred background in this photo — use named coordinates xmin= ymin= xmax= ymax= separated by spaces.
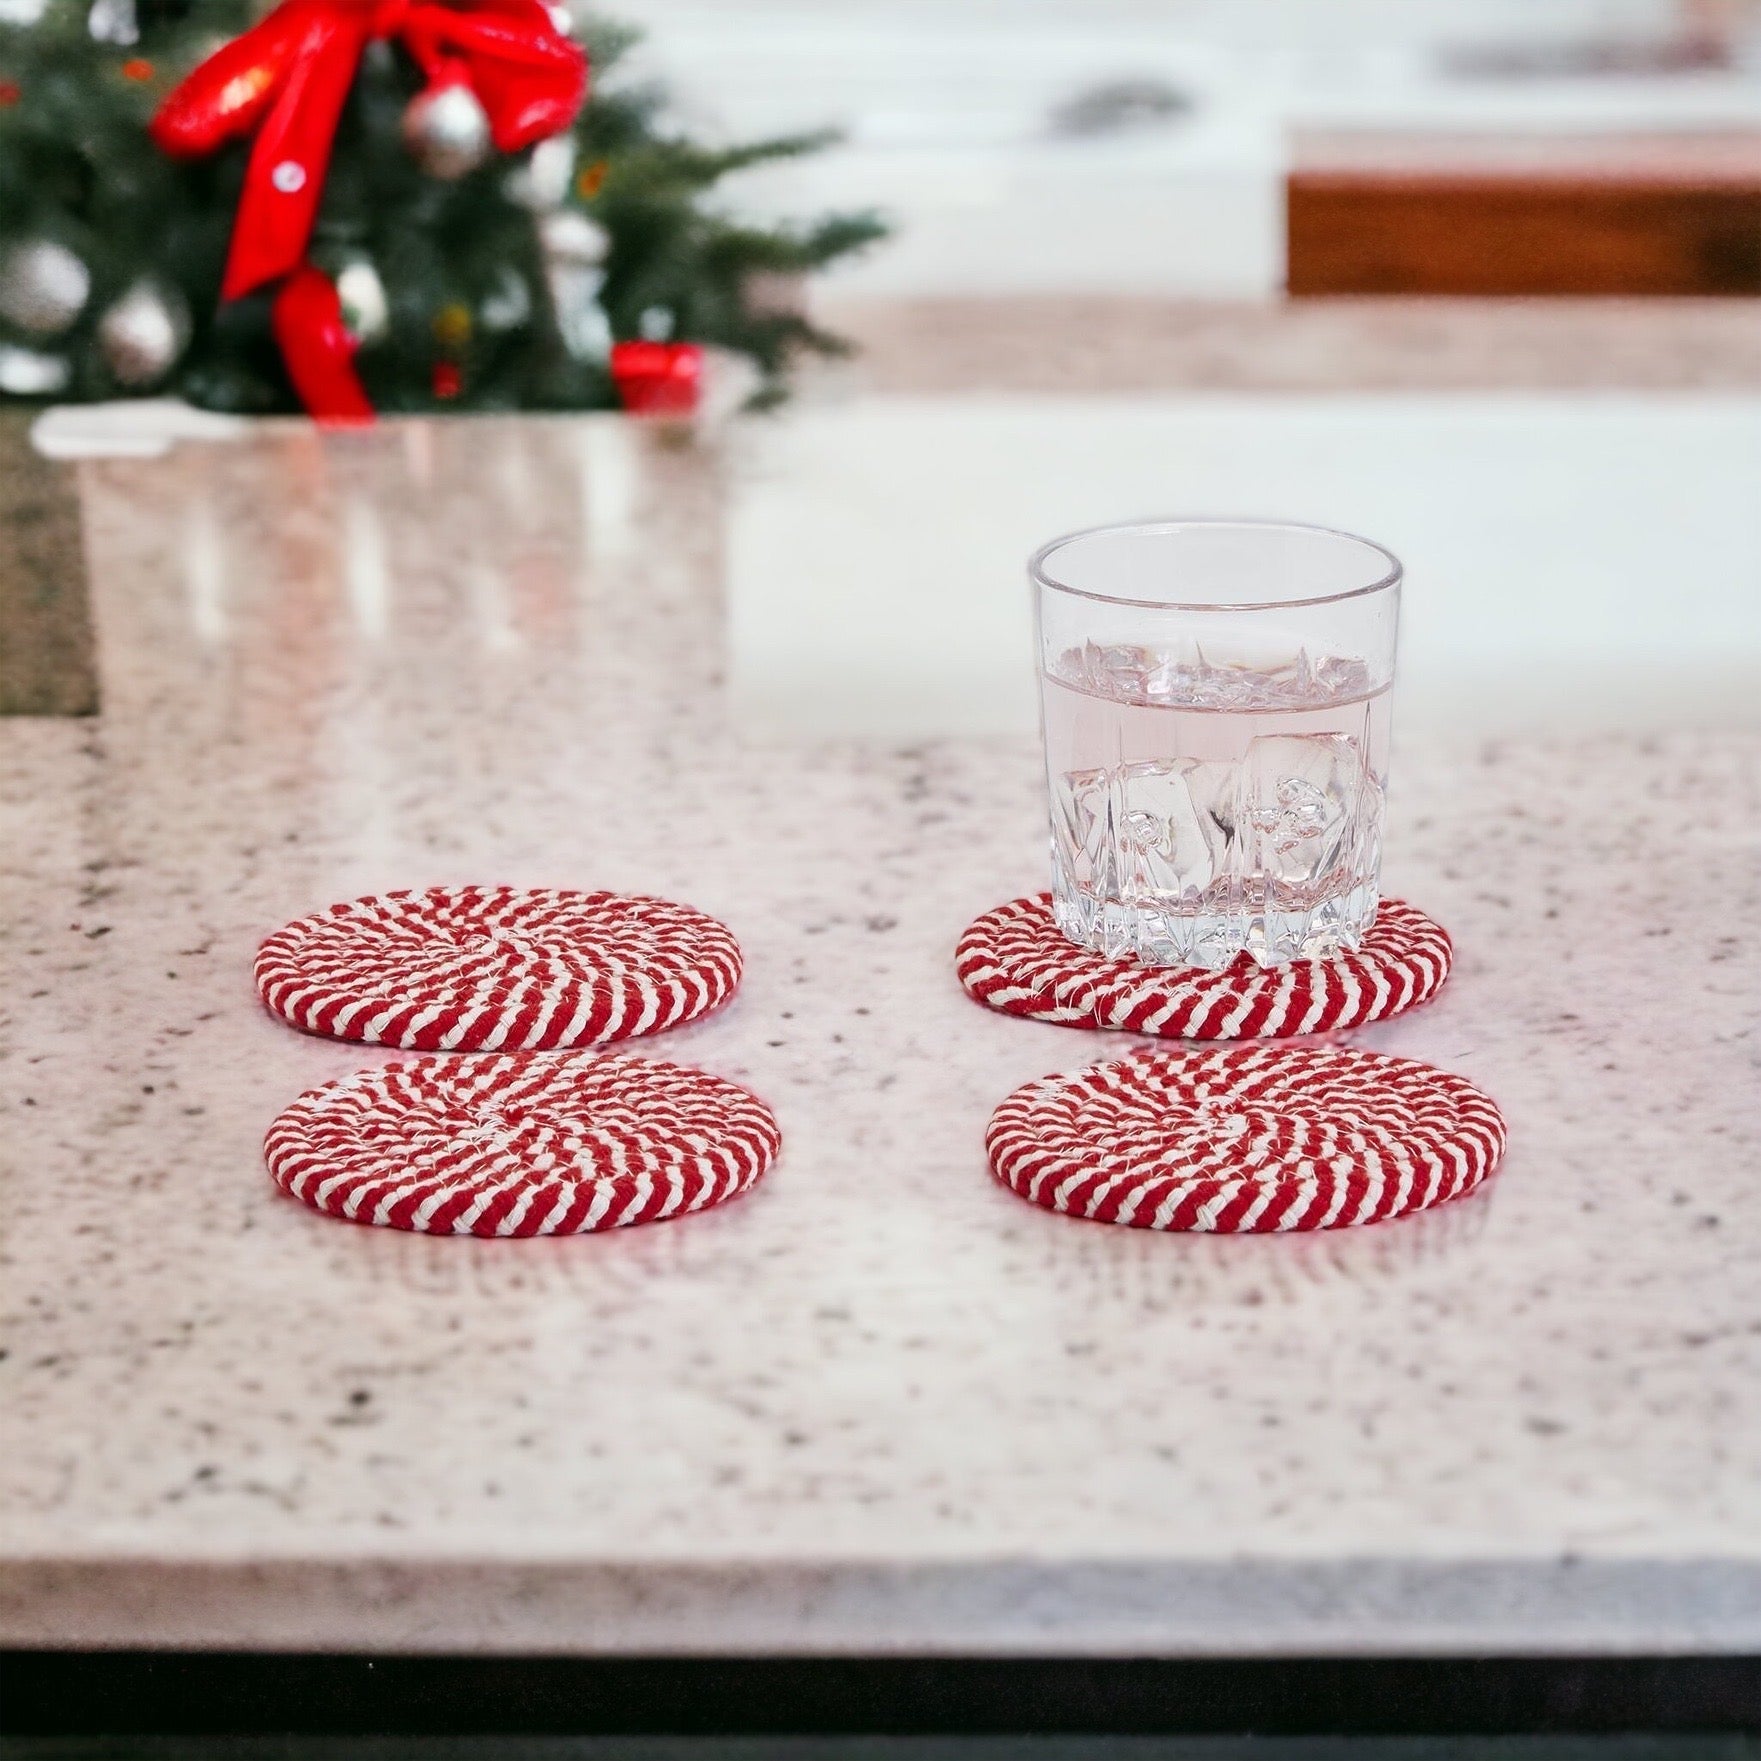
xmin=616 ymin=0 xmax=1761 ymax=301
xmin=660 ymin=0 xmax=1761 ymax=744
xmin=4 ymin=0 xmax=1758 ymax=731
xmin=5 ymin=0 xmax=1759 ymax=737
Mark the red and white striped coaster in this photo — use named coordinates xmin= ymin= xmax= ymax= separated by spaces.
xmin=957 ymin=895 xmax=1451 ymax=1040
xmin=266 ymin=1053 xmax=780 ymax=1235
xmin=988 ymin=1043 xmax=1505 ymax=1233
xmin=256 ymin=887 xmax=741 ymax=1051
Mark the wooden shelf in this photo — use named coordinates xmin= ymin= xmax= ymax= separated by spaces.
xmin=1288 ymin=131 xmax=1761 ymax=297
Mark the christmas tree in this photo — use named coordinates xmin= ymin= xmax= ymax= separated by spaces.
xmin=0 ymin=0 xmax=885 ymax=416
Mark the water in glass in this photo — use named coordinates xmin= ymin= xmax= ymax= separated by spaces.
xmin=1043 ymin=640 xmax=1390 ymax=969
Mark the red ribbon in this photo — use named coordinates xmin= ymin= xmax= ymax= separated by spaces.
xmin=272 ymin=265 xmax=376 ymax=423
xmin=151 ymin=0 xmax=585 ymax=417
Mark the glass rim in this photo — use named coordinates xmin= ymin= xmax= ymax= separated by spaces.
xmin=1029 ymin=518 xmax=1404 ymax=613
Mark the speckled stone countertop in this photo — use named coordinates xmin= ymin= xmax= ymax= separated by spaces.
xmin=2 ymin=409 xmax=1758 ymax=1657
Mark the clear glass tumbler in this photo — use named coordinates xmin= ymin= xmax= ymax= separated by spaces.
xmin=1032 ymin=519 xmax=1401 ymax=969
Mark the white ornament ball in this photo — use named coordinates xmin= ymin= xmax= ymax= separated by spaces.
xmin=334 ymin=258 xmax=389 ymax=346
xmin=97 ymin=279 xmax=191 ymax=387
xmin=480 ymin=266 xmax=532 ymax=334
xmin=504 ymin=132 xmax=575 ymax=212
xmin=86 ymin=0 xmax=138 ymax=45
xmin=402 ymin=83 xmax=492 ymax=181
xmin=0 ymin=240 xmax=92 ymax=339
xmin=0 ymin=344 xmax=72 ymax=397
xmin=538 ymin=208 xmax=609 ymax=268
xmin=546 ymin=265 xmax=610 ymax=360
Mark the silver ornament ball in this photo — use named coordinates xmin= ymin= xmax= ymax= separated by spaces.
xmin=97 ymin=279 xmax=191 ymax=387
xmin=504 ymin=132 xmax=575 ymax=212
xmin=0 ymin=344 xmax=72 ymax=397
xmin=402 ymin=83 xmax=492 ymax=181
xmin=546 ymin=264 xmax=610 ymax=361
xmin=0 ymin=239 xmax=92 ymax=339
xmin=479 ymin=265 xmax=532 ymax=334
xmin=86 ymin=0 xmax=139 ymax=44
xmin=538 ymin=208 xmax=609 ymax=268
xmin=334 ymin=258 xmax=389 ymax=346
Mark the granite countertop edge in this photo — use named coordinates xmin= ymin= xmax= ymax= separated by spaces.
xmin=4 ymin=1551 xmax=1759 ymax=1655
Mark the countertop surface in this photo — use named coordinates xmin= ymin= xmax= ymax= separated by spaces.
xmin=3 ymin=384 xmax=1759 ymax=1655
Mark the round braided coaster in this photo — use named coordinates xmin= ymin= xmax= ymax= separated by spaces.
xmin=988 ymin=1043 xmax=1506 ymax=1233
xmin=266 ymin=1053 xmax=780 ymax=1235
xmin=256 ymin=886 xmax=741 ymax=1051
xmin=956 ymin=895 xmax=1451 ymax=1040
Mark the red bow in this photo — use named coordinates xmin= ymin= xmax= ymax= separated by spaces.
xmin=153 ymin=0 xmax=586 ymax=299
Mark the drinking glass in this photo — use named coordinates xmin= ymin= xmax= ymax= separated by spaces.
xmin=1032 ymin=519 xmax=1402 ymax=969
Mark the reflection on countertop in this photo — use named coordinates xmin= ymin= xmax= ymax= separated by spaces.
xmin=0 ymin=410 xmax=1757 ymax=1657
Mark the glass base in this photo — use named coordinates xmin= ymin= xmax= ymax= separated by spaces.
xmin=1050 ymin=871 xmax=1381 ymax=971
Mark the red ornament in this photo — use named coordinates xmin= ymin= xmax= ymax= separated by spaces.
xmin=609 ymin=339 xmax=701 ymax=416
xmin=150 ymin=0 xmax=586 ymax=420
xmin=432 ymin=360 xmax=462 ymax=399
xmin=121 ymin=57 xmax=155 ymax=81
xmin=0 ymin=81 xmax=20 ymax=105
